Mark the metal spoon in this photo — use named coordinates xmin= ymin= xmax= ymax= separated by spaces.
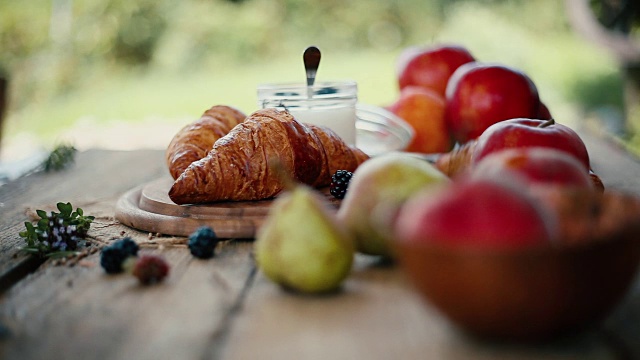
xmin=303 ymin=46 xmax=321 ymax=87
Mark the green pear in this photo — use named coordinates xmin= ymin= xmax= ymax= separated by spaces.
xmin=337 ymin=152 xmax=449 ymax=257
xmin=254 ymin=184 xmax=354 ymax=294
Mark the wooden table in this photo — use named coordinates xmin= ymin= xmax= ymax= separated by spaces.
xmin=0 ymin=130 xmax=639 ymax=360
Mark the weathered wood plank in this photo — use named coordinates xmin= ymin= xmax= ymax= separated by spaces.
xmin=0 ymin=148 xmax=259 ymax=360
xmin=577 ymin=131 xmax=640 ymax=357
xmin=221 ymin=256 xmax=614 ymax=360
xmin=580 ymin=131 xmax=640 ymax=194
xmin=0 ymin=149 xmax=166 ymax=291
xmin=0 ymin=240 xmax=254 ymax=360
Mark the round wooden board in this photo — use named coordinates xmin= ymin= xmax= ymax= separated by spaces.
xmin=115 ymin=177 xmax=340 ymax=238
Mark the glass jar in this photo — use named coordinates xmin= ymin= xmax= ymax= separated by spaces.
xmin=257 ymin=81 xmax=358 ymax=145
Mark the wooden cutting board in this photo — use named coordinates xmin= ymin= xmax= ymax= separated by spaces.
xmin=114 ymin=177 xmax=340 ymax=238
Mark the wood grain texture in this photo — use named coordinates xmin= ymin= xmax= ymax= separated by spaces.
xmin=222 ymin=256 xmax=614 ymax=360
xmin=0 ymin=241 xmax=255 ymax=360
xmin=0 ymin=149 xmax=166 ymax=292
xmin=116 ymin=183 xmax=264 ymax=239
xmin=140 ymin=178 xmax=272 ymax=217
xmin=580 ymin=132 xmax=640 ymax=193
xmin=579 ymin=131 xmax=640 ymax=358
xmin=115 ymin=177 xmax=339 ymax=238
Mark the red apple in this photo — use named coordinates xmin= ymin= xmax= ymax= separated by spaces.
xmin=387 ymin=86 xmax=453 ymax=153
xmin=472 ymin=118 xmax=590 ymax=171
xmin=397 ymin=44 xmax=475 ymax=97
xmin=471 ymin=147 xmax=592 ymax=189
xmin=538 ymin=101 xmax=552 ymax=120
xmin=445 ymin=62 xmax=540 ymax=143
xmin=395 ymin=177 xmax=555 ymax=249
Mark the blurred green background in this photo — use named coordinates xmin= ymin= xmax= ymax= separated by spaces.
xmin=0 ymin=0 xmax=629 ymax=160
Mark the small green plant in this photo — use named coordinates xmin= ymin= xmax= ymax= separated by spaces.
xmin=42 ymin=144 xmax=77 ymax=172
xmin=19 ymin=202 xmax=95 ymax=257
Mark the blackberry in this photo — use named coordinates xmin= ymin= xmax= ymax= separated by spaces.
xmin=330 ymin=170 xmax=353 ymax=199
xmin=114 ymin=237 xmax=139 ymax=257
xmin=133 ymin=255 xmax=170 ymax=285
xmin=100 ymin=237 xmax=140 ymax=274
xmin=188 ymin=226 xmax=219 ymax=259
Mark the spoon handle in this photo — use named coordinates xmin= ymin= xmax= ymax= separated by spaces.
xmin=303 ymin=46 xmax=321 ymax=87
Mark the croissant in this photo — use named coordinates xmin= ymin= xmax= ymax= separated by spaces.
xmin=165 ymin=105 xmax=246 ymax=180
xmin=168 ymin=108 xmax=369 ymax=204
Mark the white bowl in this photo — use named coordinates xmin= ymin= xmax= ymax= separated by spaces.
xmin=356 ymin=103 xmax=413 ymax=156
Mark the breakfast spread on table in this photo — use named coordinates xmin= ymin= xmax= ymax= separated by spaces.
xmin=108 ymin=43 xmax=640 ymax=341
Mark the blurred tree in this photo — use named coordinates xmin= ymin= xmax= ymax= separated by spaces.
xmin=0 ymin=1 xmax=50 ymax=69
xmin=590 ymin=0 xmax=639 ymax=33
xmin=0 ymin=0 xmax=626 ymax=142
xmin=108 ymin=0 xmax=169 ymax=65
xmin=0 ymin=67 xmax=7 ymax=146
xmin=568 ymin=0 xmax=640 ymax=136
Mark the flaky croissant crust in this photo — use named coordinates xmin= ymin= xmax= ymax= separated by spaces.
xmin=165 ymin=105 xmax=246 ymax=180
xmin=168 ymin=108 xmax=368 ymax=204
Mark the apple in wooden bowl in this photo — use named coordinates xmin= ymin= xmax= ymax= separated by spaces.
xmin=445 ymin=63 xmax=541 ymax=144
xmin=392 ymin=176 xmax=640 ymax=342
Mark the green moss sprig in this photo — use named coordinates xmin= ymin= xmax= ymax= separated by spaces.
xmin=42 ymin=144 xmax=77 ymax=172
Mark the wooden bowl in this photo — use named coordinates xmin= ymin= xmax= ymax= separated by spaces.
xmin=394 ymin=190 xmax=640 ymax=342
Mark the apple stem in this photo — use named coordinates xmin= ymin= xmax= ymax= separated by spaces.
xmin=539 ymin=118 xmax=555 ymax=128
